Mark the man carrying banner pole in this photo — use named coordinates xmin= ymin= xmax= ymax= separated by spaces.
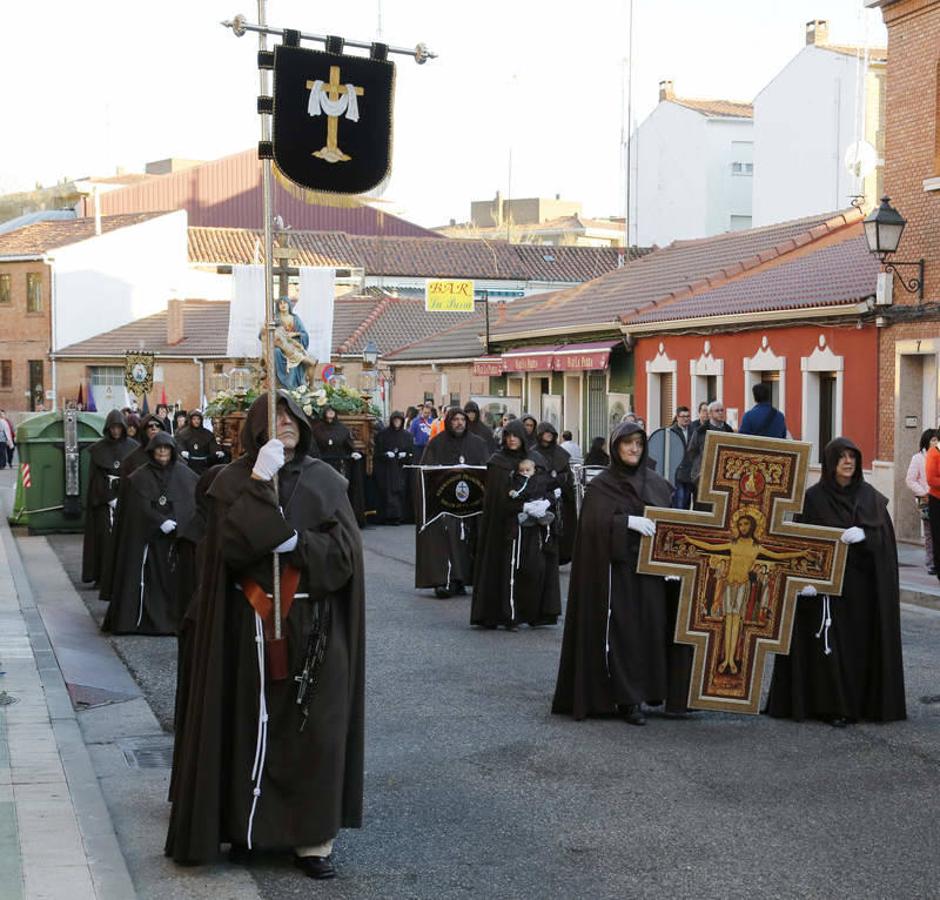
xmin=415 ymin=408 xmax=489 ymax=598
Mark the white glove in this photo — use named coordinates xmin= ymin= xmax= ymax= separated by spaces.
xmin=664 ymin=575 xmax=680 ymax=582
xmin=840 ymin=526 xmax=865 ymax=544
xmin=160 ymin=519 xmax=177 ymax=534
xmin=351 ymin=451 xmax=363 ymax=460
xmin=273 ymin=531 xmax=298 ymax=554
xmin=180 ymin=450 xmax=190 ymax=459
xmin=108 ymin=498 xmax=118 ymax=509
xmin=553 ymin=488 xmax=562 ymax=499
xmin=799 ymin=584 xmax=818 ymax=597
xmin=215 ymin=450 xmax=225 ymax=458
xmin=252 ymin=439 xmax=285 ymax=481
xmin=628 ymin=516 xmax=656 ymax=537
xmin=398 ymin=451 xmax=408 ymax=459
xmin=386 ymin=450 xmax=397 ymax=458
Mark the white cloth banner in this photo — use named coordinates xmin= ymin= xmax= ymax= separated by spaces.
xmin=228 ymin=265 xmax=265 ymax=358
xmin=297 ymin=267 xmax=335 ymax=366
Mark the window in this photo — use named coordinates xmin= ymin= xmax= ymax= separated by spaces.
xmin=0 ymin=274 xmax=10 ymax=305
xmin=0 ymin=360 xmax=11 ymax=389
xmin=26 ymin=272 xmax=42 ymax=313
xmin=90 ymin=366 xmax=124 ymax=387
xmin=817 ymin=373 xmax=837 ymax=462
xmin=730 ymin=215 xmax=752 ymax=231
xmin=731 ymin=162 xmax=754 ymax=176
xmin=449 ymin=392 xmax=461 ymax=408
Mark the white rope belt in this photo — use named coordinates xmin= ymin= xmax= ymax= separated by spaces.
xmin=814 ymin=595 xmax=833 ymax=655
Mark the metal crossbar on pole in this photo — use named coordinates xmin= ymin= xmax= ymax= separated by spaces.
xmin=222 ymin=14 xmax=436 ymax=63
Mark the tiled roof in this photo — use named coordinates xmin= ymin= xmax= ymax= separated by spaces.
xmin=671 ymin=97 xmax=753 ymax=118
xmin=187 ymin=226 xmax=629 ymax=283
xmin=489 ymin=208 xmax=864 ymax=340
xmin=54 ymin=295 xmax=484 ymax=361
xmin=53 ymin=300 xmax=231 ymax=357
xmin=624 ymin=232 xmax=877 ymax=327
xmin=821 ymin=44 xmax=887 ymax=62
xmin=0 ymin=213 xmax=169 ymax=257
xmin=384 ymin=314 xmax=486 ymax=362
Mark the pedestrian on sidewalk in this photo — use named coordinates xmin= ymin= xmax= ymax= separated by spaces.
xmin=165 ymin=391 xmax=365 ymax=880
xmin=0 ymin=409 xmax=11 ymax=469
xmin=905 ymin=428 xmax=938 ymax=575
xmin=926 ymin=436 xmax=940 ymax=586
xmin=738 ymin=382 xmax=788 ymax=438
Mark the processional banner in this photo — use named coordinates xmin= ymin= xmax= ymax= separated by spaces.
xmin=415 ymin=465 xmax=487 ymax=531
xmin=636 ymin=432 xmax=848 ymax=714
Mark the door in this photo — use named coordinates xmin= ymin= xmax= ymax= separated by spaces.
xmin=564 ymin=375 xmax=581 ymax=444
xmin=587 ymin=373 xmax=607 ymax=445
xmin=28 ymin=360 xmax=44 ymax=411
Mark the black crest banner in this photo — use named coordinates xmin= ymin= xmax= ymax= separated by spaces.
xmin=418 ymin=466 xmax=487 ymax=530
xmin=272 ymin=45 xmax=395 ymax=195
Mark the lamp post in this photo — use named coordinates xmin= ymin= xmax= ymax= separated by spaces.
xmin=360 ymin=340 xmax=379 ymax=406
xmin=863 ymin=195 xmax=925 ymax=301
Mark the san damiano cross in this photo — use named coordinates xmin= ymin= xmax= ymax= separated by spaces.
xmin=306 ymin=65 xmax=365 ymax=163
xmin=636 ymin=432 xmax=848 ymax=714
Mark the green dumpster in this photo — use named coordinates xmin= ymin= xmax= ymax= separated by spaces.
xmin=8 ymin=410 xmax=106 ymax=534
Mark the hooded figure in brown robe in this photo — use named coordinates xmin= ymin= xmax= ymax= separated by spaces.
xmin=165 ymin=390 xmax=364 ymax=878
xmin=82 ymin=409 xmax=138 ymax=585
xmin=552 ymin=422 xmax=675 ymax=724
xmin=766 ymin=437 xmax=906 ymax=725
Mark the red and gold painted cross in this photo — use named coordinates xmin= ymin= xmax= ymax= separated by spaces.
xmin=637 ymin=432 xmax=847 ymax=714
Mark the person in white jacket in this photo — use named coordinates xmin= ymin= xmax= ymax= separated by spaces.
xmin=905 ymin=428 xmax=938 ymax=574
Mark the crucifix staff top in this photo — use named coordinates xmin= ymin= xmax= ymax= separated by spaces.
xmin=307 ymin=66 xmax=365 ymax=163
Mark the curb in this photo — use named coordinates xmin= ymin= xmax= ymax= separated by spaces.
xmin=0 ymin=520 xmax=137 ymax=899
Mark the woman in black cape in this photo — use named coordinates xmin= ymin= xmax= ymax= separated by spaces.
xmin=584 ymin=437 xmax=610 ymax=466
xmin=535 ymin=421 xmax=578 ymax=565
xmin=102 ymin=431 xmax=199 ymax=635
xmin=373 ymin=411 xmax=415 ymax=525
xmin=471 ymin=419 xmax=561 ymax=629
xmin=464 ymin=400 xmax=497 ymax=454
xmin=552 ymin=422 xmax=675 ymax=724
xmin=766 ymin=437 xmax=906 ymax=725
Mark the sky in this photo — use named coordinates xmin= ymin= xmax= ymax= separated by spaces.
xmin=1 ymin=0 xmax=886 ymax=227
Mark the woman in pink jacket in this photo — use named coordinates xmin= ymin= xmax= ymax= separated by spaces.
xmin=909 ymin=428 xmax=939 ymax=574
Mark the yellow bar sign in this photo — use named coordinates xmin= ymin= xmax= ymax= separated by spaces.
xmin=425 ymin=279 xmax=475 ymax=312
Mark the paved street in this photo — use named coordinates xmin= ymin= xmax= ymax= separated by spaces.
xmin=32 ymin=519 xmax=940 ymax=899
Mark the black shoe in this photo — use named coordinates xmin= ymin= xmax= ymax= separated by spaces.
xmin=228 ymin=843 xmax=253 ymax=865
xmin=294 ymin=854 xmax=337 ymax=880
xmin=623 ymin=704 xmax=646 ymax=726
xmin=453 ymin=582 xmax=467 ymax=596
xmin=830 ymin=717 xmax=848 ymax=728
xmin=434 ymin=586 xmax=451 ymax=599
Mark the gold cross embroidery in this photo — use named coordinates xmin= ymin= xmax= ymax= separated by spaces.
xmin=306 ymin=66 xmax=365 ymax=163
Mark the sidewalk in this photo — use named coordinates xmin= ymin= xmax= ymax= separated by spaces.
xmin=0 ymin=498 xmax=135 ymax=898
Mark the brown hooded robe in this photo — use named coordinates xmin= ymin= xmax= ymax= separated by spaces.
xmin=165 ymin=391 xmax=365 ymax=864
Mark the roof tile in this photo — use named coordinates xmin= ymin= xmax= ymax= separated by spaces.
xmin=0 ymin=213 xmax=170 ymax=257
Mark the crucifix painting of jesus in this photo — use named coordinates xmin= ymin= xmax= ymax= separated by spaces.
xmin=637 ymin=432 xmax=848 ymax=714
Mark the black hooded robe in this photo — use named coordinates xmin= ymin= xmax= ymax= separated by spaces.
xmin=98 ymin=413 xmax=172 ymax=602
xmin=165 ymin=391 xmax=364 ymax=863
xmin=82 ymin=410 xmax=138 ymax=585
xmin=471 ymin=420 xmax=562 ymax=628
xmin=415 ymin=410 xmax=489 ymax=592
xmin=766 ymin=437 xmax=906 ymax=723
xmin=535 ymin=422 xmax=578 ymax=566
xmin=102 ymin=432 xmax=199 ymax=635
xmin=311 ymin=412 xmax=366 ymax=527
xmin=374 ymin=413 xmax=415 ymax=524
xmin=177 ymin=413 xmax=223 ymax=476
xmin=520 ymin=413 xmax=539 ymax=450
xmin=464 ymin=401 xmax=498 ymax=455
xmin=552 ymin=422 xmax=675 ymax=719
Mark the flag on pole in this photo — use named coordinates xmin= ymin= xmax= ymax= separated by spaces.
xmin=86 ymin=383 xmax=97 ymax=412
xmin=142 ymin=394 xmax=150 ymax=415
xmin=77 ymin=383 xmax=84 ymax=408
xmin=160 ymin=385 xmax=168 ymax=407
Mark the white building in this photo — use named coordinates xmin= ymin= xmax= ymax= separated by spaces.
xmin=752 ymin=19 xmax=886 ymax=226
xmin=633 ymin=81 xmax=754 ymax=248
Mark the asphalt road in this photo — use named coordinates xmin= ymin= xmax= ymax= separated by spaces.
xmin=48 ymin=524 xmax=940 ymax=899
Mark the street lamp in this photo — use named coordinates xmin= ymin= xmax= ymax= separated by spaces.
xmin=362 ymin=340 xmax=379 ymax=369
xmin=360 ymin=341 xmax=379 ymax=404
xmin=863 ymin=195 xmax=925 ymax=300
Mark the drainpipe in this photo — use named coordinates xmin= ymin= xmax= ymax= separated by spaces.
xmin=49 ymin=258 xmax=57 ymax=409
xmin=194 ymin=358 xmax=205 ymax=409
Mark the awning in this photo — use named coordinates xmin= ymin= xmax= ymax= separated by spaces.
xmin=551 ymin=340 xmax=619 ymax=371
xmin=472 ymin=355 xmax=505 ymax=376
xmin=501 ymin=345 xmax=559 ymax=372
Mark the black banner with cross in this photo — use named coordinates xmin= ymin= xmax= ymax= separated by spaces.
xmin=416 ymin=466 xmax=487 ymax=531
xmin=272 ymin=44 xmax=395 ymax=195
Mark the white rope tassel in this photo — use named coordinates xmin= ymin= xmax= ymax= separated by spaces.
xmin=604 ymin=564 xmax=613 ymax=676
xmin=460 ymin=520 xmax=465 ymax=542
xmin=137 ymin=544 xmax=149 ymax=628
xmin=508 ymin=535 xmax=518 ymax=621
xmin=814 ymin=594 xmax=833 ymax=656
xmin=247 ymin=612 xmax=270 ymax=849
xmin=445 ymin=559 xmax=452 ymax=591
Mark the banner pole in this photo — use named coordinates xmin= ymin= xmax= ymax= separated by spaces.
xmin=257 ymin=0 xmax=282 ymax=641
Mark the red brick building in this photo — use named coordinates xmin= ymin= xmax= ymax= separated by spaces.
xmin=868 ymin=0 xmax=940 ymax=540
